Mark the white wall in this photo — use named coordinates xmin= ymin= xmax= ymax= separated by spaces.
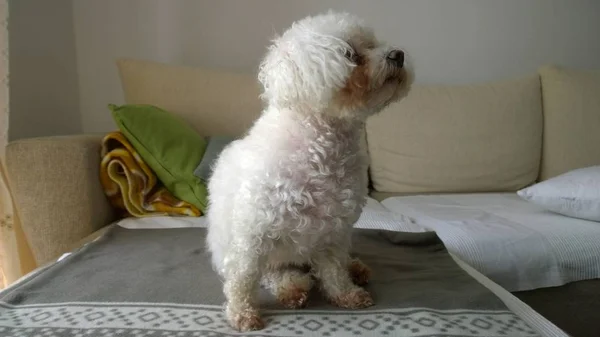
xmin=55 ymin=0 xmax=600 ymax=134
xmin=9 ymin=0 xmax=80 ymax=140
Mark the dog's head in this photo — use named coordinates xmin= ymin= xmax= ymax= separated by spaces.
xmin=258 ymin=11 xmax=413 ymax=120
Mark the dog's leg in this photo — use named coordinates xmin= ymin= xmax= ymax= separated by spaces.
xmin=312 ymin=250 xmax=374 ymax=309
xmin=348 ymin=257 xmax=371 ymax=286
xmin=223 ymin=249 xmax=264 ymax=332
xmin=262 ymin=267 xmax=314 ymax=309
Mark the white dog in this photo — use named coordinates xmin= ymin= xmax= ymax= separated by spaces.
xmin=206 ymin=11 xmax=412 ymax=331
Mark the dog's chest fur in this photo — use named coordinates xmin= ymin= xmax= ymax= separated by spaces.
xmin=264 ymin=116 xmax=368 ymax=242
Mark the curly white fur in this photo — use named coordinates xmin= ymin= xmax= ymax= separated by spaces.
xmin=206 ymin=11 xmax=413 ymax=332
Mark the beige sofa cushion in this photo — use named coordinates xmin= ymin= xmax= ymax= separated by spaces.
xmin=539 ymin=65 xmax=600 ymax=180
xmin=366 ymin=75 xmax=543 ymax=193
xmin=116 ymin=59 xmax=263 ymax=137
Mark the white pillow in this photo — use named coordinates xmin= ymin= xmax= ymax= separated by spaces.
xmin=517 ymin=166 xmax=600 ymax=222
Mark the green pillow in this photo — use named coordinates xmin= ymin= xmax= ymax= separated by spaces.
xmin=109 ymin=104 xmax=208 ymax=212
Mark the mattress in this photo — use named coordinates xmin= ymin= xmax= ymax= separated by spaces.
xmin=376 ymin=193 xmax=600 ymax=292
xmin=117 ymin=193 xmax=600 ymax=292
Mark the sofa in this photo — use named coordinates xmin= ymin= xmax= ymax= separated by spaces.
xmin=4 ymin=59 xmax=600 ymax=336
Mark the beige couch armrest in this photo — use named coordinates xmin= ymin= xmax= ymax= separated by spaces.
xmin=6 ymin=134 xmax=116 ymax=265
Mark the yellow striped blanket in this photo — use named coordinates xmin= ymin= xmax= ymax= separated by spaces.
xmin=100 ymin=132 xmax=201 ymax=218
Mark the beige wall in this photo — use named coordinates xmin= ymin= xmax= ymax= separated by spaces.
xmin=9 ymin=0 xmax=80 ymax=140
xmin=73 ymin=0 xmax=600 ymax=134
xmin=9 ymin=1 xmax=600 ymax=136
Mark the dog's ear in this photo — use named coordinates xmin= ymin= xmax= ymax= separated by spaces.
xmin=258 ymin=31 xmax=355 ymax=110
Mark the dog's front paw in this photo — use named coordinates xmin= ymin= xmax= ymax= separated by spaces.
xmin=348 ymin=258 xmax=371 ymax=286
xmin=331 ymin=288 xmax=374 ymax=309
xmin=278 ymin=285 xmax=310 ymax=309
xmin=226 ymin=307 xmax=265 ymax=332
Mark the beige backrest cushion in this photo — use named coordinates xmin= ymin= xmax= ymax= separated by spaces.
xmin=539 ymin=65 xmax=600 ymax=180
xmin=116 ymin=58 xmax=263 ymax=137
xmin=366 ymin=75 xmax=543 ymax=193
xmin=116 ymin=58 xmax=369 ymax=163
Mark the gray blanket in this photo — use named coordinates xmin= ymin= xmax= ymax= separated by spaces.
xmin=0 ymin=226 xmax=540 ymax=337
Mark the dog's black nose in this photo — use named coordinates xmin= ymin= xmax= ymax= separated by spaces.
xmin=387 ymin=50 xmax=404 ymax=67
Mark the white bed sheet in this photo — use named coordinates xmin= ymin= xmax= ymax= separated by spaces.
xmin=118 ymin=214 xmax=208 ymax=229
xmin=379 ymin=193 xmax=600 ymax=292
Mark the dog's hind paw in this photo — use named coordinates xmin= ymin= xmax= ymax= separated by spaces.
xmin=331 ymin=287 xmax=374 ymax=309
xmin=277 ymin=285 xmax=310 ymax=309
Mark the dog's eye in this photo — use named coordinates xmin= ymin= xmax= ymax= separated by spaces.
xmin=344 ymin=49 xmax=358 ymax=63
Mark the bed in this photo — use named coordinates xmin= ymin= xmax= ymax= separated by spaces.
xmin=0 ymin=206 xmax=569 ymax=337
xmin=70 ymin=192 xmax=600 ymax=336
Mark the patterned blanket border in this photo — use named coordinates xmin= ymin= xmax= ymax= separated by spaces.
xmin=0 ymin=302 xmax=539 ymax=337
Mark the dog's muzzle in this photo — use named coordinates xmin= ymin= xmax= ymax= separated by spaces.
xmin=386 ymin=50 xmax=404 ymax=68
